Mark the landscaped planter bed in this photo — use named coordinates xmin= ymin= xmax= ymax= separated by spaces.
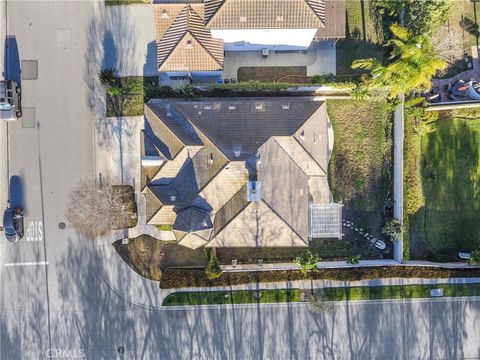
xmin=159 ymin=267 xmax=480 ymax=289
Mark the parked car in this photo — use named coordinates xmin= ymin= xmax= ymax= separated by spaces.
xmin=0 ymin=80 xmax=22 ymax=121
xmin=458 ymin=252 xmax=471 ymax=260
xmin=3 ymin=207 xmax=24 ymax=242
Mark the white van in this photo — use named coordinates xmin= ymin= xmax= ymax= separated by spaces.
xmin=0 ymin=80 xmax=21 ymax=122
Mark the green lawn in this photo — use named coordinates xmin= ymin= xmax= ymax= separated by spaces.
xmin=336 ymin=0 xmax=384 ymax=76
xmin=413 ymin=113 xmax=480 ymax=260
xmin=327 ymin=99 xmax=393 ymax=246
xmin=446 ymin=0 xmax=480 ymax=50
xmin=322 ymin=283 xmax=480 ymax=301
xmin=162 ymin=289 xmax=302 ymax=306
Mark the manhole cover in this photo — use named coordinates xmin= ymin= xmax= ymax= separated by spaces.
xmin=117 ymin=346 xmax=125 ymax=354
xmin=58 ymin=222 xmax=66 ymax=229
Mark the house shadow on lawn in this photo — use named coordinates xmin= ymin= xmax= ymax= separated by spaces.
xmin=411 ymin=118 xmax=480 ymax=261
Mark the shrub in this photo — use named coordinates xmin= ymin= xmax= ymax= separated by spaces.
xmin=160 ymin=267 xmax=480 ymax=289
xmin=347 ymin=255 xmax=361 ymax=265
xmin=468 ymin=249 xmax=480 ymax=266
xmin=382 ymin=219 xmax=403 ymax=242
xmin=205 ymin=251 xmax=222 ymax=280
xmin=294 ymin=250 xmax=319 ymax=276
xmin=156 ymin=224 xmax=172 ymax=231
xmin=107 ymin=86 xmax=123 ymax=96
xmin=98 ymin=68 xmax=116 ymax=87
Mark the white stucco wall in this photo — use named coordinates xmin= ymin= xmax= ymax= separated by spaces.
xmin=211 ymin=28 xmax=317 ymax=51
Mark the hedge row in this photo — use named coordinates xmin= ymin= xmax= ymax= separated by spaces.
xmin=159 ymin=267 xmax=480 ymax=289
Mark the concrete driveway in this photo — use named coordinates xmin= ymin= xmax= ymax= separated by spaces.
xmin=103 ymin=4 xmax=157 ymax=76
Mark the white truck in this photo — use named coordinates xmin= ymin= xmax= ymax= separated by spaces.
xmin=0 ymin=80 xmax=21 ymax=122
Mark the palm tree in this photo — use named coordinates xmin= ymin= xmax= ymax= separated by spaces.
xmin=352 ymin=24 xmax=447 ymax=99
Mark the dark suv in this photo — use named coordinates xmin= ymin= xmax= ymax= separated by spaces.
xmin=3 ymin=207 xmax=24 ymax=242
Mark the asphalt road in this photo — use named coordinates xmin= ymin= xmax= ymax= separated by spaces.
xmin=0 ymin=1 xmax=479 ymax=360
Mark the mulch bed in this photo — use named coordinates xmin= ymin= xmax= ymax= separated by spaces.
xmin=159 ymin=267 xmax=480 ymax=289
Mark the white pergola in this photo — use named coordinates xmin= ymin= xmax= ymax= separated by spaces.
xmin=309 ymin=203 xmax=343 ymax=239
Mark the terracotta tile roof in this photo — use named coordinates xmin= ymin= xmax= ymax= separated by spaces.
xmin=314 ymin=0 xmax=346 ymax=39
xmin=155 ymin=4 xmax=223 ymax=71
xmin=204 ymin=0 xmax=326 ymax=29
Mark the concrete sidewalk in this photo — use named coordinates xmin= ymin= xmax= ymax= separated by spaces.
xmin=94 ymin=239 xmax=480 ymax=309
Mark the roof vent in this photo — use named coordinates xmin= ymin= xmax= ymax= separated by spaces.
xmin=166 ymin=103 xmax=172 ymax=117
xmin=228 ymin=105 xmax=236 ymax=110
xmin=170 ymin=195 xmax=176 ymax=202
xmin=239 ymin=16 xmax=247 ymax=22
xmin=204 ymin=104 xmax=212 ymax=110
xmin=161 ymin=9 xmax=169 ymax=18
xmin=282 ymin=103 xmax=290 ymax=110
xmin=234 ymin=150 xmax=241 ymax=158
xmin=247 ymin=181 xmax=262 ymax=202
xmin=207 ymin=152 xmax=214 ymax=164
xmin=276 ymin=16 xmax=284 ymax=22
xmin=300 ymin=130 xmax=305 ymax=141
xmin=256 ymin=153 xmax=261 ymax=166
xmin=186 ymin=40 xmax=193 ymax=49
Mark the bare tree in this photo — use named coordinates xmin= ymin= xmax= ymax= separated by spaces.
xmin=431 ymin=25 xmax=466 ymax=65
xmin=66 ymin=179 xmax=132 ymax=239
xmin=308 ymin=289 xmax=335 ymax=314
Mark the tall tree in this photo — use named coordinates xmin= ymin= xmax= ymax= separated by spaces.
xmin=352 ymin=24 xmax=447 ymax=99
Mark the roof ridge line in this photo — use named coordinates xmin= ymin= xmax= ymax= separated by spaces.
xmin=209 ymin=183 xmax=250 ymax=241
xmin=260 ymin=199 xmax=308 ymax=245
xmin=205 ymin=0 xmax=228 ymax=27
xmin=273 ymin=136 xmax=326 ymax=177
xmin=187 ymin=8 xmax=224 ymax=67
xmin=304 ymin=0 xmax=326 ymax=27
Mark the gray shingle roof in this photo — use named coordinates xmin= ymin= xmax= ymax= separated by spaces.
xmin=174 ymin=207 xmax=213 ymax=232
xmin=171 ymin=98 xmax=324 ymax=160
xmin=142 ymin=97 xmax=335 ymax=248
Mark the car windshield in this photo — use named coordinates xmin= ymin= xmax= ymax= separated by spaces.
xmin=4 ymin=226 xmax=15 ymax=236
xmin=0 ymin=103 xmax=13 ymax=111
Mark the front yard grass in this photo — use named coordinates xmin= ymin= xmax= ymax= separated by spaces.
xmin=113 ymin=235 xmax=209 ymax=280
xmin=327 ymin=99 xmax=393 ymax=249
xmin=411 ymin=110 xmax=480 ymax=260
xmin=162 ymin=289 xmax=301 ymax=306
xmin=336 ymin=0 xmax=384 ymax=76
xmin=322 ymin=283 xmax=480 ymax=301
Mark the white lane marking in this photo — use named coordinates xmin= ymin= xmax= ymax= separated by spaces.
xmin=26 ymin=221 xmax=43 ymax=242
xmin=3 ymin=261 xmax=48 ymax=267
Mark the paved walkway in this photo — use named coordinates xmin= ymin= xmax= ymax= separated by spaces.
xmin=94 ymin=236 xmax=480 ymax=309
xmin=393 ymin=95 xmax=404 ymax=262
xmin=432 ymin=46 xmax=480 ymax=101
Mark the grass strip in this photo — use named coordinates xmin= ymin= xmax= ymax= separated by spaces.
xmin=162 ymin=289 xmax=301 ymax=306
xmin=322 ymin=283 xmax=480 ymax=301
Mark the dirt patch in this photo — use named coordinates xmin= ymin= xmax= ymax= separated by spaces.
xmin=238 ymin=66 xmax=306 ymax=82
xmin=113 ymin=235 xmax=209 ymax=281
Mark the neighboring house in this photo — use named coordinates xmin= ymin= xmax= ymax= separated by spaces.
xmin=205 ymin=0 xmax=345 ymax=51
xmin=140 ymin=97 xmax=342 ymax=249
xmin=154 ymin=0 xmax=345 ymax=78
